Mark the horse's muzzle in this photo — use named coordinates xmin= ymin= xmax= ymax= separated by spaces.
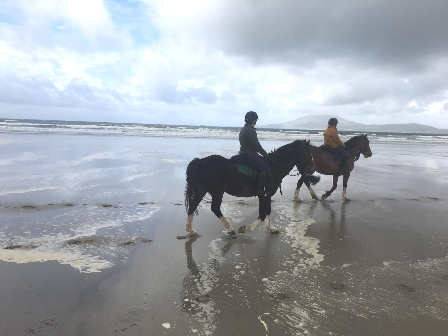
xmin=304 ymin=165 xmax=315 ymax=176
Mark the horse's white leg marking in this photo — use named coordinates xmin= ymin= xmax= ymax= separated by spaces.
xmin=246 ymin=219 xmax=262 ymax=232
xmin=293 ymin=188 xmax=301 ymax=203
xmin=265 ymin=215 xmax=278 ymax=233
xmin=185 ymin=214 xmax=197 ymax=236
xmin=308 ymin=185 xmax=318 ymax=200
xmin=265 ymin=215 xmax=271 ymax=230
xmin=219 ymin=216 xmax=235 ymax=233
xmin=342 ymin=187 xmax=351 ymax=201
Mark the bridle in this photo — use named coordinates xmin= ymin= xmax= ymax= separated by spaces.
xmin=347 ymin=136 xmax=370 ymax=161
xmin=268 ymin=142 xmax=313 ymax=175
xmin=296 ymin=142 xmax=314 ymax=175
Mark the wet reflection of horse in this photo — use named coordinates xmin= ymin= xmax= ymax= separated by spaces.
xmin=180 ymin=238 xmax=233 ymax=333
xmin=294 ymin=135 xmax=372 ymax=202
xmin=184 ymin=140 xmax=315 ymax=237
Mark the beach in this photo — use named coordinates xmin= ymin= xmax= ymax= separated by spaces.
xmin=1 ymin=126 xmax=448 ymax=336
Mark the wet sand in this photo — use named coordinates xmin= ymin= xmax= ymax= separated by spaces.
xmin=1 ymin=133 xmax=448 ymax=335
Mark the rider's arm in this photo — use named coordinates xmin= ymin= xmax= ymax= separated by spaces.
xmin=247 ymin=128 xmax=268 ymax=156
xmin=332 ymin=129 xmax=345 ymax=148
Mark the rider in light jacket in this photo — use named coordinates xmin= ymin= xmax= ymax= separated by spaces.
xmin=324 ymin=118 xmax=349 ymax=175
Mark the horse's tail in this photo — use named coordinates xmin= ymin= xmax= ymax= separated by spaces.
xmin=185 ymin=158 xmax=201 ymax=214
xmin=308 ymin=175 xmax=321 ymax=185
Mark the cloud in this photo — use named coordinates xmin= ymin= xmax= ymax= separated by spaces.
xmin=154 ymin=0 xmax=448 ymax=71
xmin=0 ymin=0 xmax=447 ymax=128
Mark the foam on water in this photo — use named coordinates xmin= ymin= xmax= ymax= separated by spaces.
xmin=0 ymin=204 xmax=161 ymax=273
xmin=2 ymin=118 xmax=447 ymax=144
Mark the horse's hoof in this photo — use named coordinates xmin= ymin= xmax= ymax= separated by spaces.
xmin=270 ymin=229 xmax=280 ymax=234
xmin=189 ymin=232 xmax=199 ymax=237
xmin=227 ymin=230 xmax=236 ymax=236
xmin=322 ymin=194 xmax=328 ymax=200
xmin=293 ymin=198 xmax=301 ymax=203
xmin=344 ymin=198 xmax=351 ymax=202
xmin=238 ymin=226 xmax=246 ymax=233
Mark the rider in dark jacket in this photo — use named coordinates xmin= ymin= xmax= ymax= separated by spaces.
xmin=323 ymin=117 xmax=349 ymax=175
xmin=239 ymin=111 xmax=269 ymax=197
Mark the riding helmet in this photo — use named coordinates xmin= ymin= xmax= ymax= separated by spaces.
xmin=245 ymin=111 xmax=258 ymax=124
xmin=328 ymin=117 xmax=338 ymax=125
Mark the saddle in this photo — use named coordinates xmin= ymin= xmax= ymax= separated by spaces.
xmin=319 ymin=145 xmax=341 ymax=164
xmin=229 ymin=155 xmax=261 ymax=177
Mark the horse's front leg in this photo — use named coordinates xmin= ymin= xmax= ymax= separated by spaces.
xmin=238 ymin=196 xmax=269 ymax=233
xmin=264 ymin=198 xmax=279 ymax=234
xmin=293 ymin=176 xmax=305 ymax=203
xmin=342 ymin=173 xmax=351 ymax=201
xmin=322 ymin=175 xmax=339 ymax=200
xmin=304 ymin=178 xmax=318 ymax=200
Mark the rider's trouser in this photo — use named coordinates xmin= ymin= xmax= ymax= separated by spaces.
xmin=241 ymin=154 xmax=269 ymax=196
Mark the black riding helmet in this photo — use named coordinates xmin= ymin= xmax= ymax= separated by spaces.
xmin=245 ymin=111 xmax=258 ymax=124
xmin=328 ymin=117 xmax=338 ymax=125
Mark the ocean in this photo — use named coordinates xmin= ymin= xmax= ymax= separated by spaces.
xmin=1 ymin=118 xmax=448 ymax=144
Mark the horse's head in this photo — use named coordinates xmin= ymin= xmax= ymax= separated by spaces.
xmin=360 ymin=134 xmax=372 ymax=158
xmin=296 ymin=140 xmax=315 ymax=176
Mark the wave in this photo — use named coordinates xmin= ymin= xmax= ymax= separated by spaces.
xmin=1 ymin=118 xmax=448 ymax=144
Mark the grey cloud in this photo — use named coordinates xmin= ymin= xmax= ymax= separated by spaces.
xmin=0 ymin=75 xmax=128 ymax=110
xmin=196 ymin=0 xmax=448 ymax=72
xmin=182 ymin=86 xmax=217 ymax=104
xmin=156 ymin=85 xmax=218 ymax=105
xmin=0 ymin=76 xmax=56 ymax=106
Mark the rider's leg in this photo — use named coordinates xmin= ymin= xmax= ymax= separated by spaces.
xmin=335 ymin=147 xmax=349 ymax=174
xmin=255 ymin=170 xmax=268 ymax=197
xmin=242 ymin=154 xmax=269 ymax=197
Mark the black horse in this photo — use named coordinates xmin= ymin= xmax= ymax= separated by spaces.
xmin=184 ymin=140 xmax=315 ymax=237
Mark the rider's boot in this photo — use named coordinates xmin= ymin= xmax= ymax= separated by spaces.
xmin=337 ymin=156 xmax=349 ymax=175
xmin=255 ymin=170 xmax=268 ymax=197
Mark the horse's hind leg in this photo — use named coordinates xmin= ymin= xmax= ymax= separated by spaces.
xmin=304 ymin=178 xmax=318 ymax=200
xmin=210 ymin=192 xmax=236 ymax=236
xmin=322 ymin=175 xmax=339 ymax=200
xmin=185 ymin=189 xmax=207 ymax=236
xmin=342 ymin=173 xmax=351 ymax=201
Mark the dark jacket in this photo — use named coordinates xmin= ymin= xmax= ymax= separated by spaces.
xmin=239 ymin=125 xmax=268 ymax=157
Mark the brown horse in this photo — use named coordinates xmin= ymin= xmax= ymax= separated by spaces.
xmin=293 ymin=135 xmax=372 ymax=202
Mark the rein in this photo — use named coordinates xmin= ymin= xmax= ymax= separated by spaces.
xmin=267 ymin=157 xmax=289 ymax=170
xmin=346 ymin=148 xmax=360 ymax=162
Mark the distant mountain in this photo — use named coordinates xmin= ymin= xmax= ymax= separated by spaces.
xmin=261 ymin=115 xmax=448 ymax=134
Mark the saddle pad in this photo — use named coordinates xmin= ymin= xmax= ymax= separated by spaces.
xmin=236 ymin=164 xmax=258 ymax=177
xmin=319 ymin=145 xmax=341 ymax=164
xmin=328 ymin=152 xmax=340 ymax=164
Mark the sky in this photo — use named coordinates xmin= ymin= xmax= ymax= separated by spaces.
xmin=0 ymin=0 xmax=447 ymax=128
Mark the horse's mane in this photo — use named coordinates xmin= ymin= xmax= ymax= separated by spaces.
xmin=268 ymin=139 xmax=309 ymax=160
xmin=345 ymin=135 xmax=362 ymax=149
